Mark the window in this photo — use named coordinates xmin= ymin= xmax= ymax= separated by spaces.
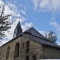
xmin=13 ymin=29 xmax=17 ymax=38
xmin=26 ymin=56 xmax=29 ymax=60
xmin=23 ymin=43 xmax=24 ymax=48
xmin=32 ymin=55 xmax=37 ymax=60
xmin=26 ymin=41 xmax=29 ymax=53
xmin=0 ymin=52 xmax=1 ymax=56
xmin=14 ymin=43 xmax=19 ymax=60
xmin=6 ymin=46 xmax=10 ymax=59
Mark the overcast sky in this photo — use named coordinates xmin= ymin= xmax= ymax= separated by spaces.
xmin=0 ymin=0 xmax=60 ymax=45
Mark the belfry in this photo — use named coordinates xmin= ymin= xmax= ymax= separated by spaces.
xmin=13 ymin=21 xmax=22 ymax=38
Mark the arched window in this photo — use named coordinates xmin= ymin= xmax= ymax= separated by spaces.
xmin=14 ymin=42 xmax=20 ymax=59
xmin=0 ymin=52 xmax=1 ymax=56
xmin=6 ymin=46 xmax=10 ymax=59
xmin=32 ymin=55 xmax=37 ymax=60
xmin=26 ymin=41 xmax=29 ymax=53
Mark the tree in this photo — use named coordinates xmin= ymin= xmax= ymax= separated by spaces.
xmin=45 ymin=31 xmax=57 ymax=43
xmin=0 ymin=5 xmax=11 ymax=39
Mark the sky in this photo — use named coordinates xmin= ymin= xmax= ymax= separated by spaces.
xmin=0 ymin=0 xmax=60 ymax=45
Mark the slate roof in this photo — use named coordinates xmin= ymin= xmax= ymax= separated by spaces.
xmin=24 ymin=27 xmax=60 ymax=49
xmin=24 ymin=27 xmax=45 ymax=39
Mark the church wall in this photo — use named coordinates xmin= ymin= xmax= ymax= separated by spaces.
xmin=0 ymin=34 xmax=43 ymax=60
xmin=0 ymin=33 xmax=60 ymax=60
xmin=29 ymin=40 xmax=43 ymax=59
xmin=0 ymin=36 xmax=22 ymax=60
xmin=43 ymin=46 xmax=60 ymax=59
xmin=17 ymin=34 xmax=44 ymax=60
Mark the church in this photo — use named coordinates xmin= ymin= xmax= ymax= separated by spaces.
xmin=0 ymin=21 xmax=60 ymax=60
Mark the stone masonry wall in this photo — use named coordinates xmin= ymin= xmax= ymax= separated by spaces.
xmin=0 ymin=33 xmax=60 ymax=60
xmin=43 ymin=46 xmax=60 ymax=59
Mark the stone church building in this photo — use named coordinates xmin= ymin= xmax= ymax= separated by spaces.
xmin=0 ymin=21 xmax=60 ymax=60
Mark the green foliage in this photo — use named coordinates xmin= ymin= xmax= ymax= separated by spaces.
xmin=0 ymin=5 xmax=11 ymax=39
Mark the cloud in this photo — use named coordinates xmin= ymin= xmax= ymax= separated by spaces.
xmin=0 ymin=0 xmax=26 ymax=22
xmin=39 ymin=30 xmax=46 ymax=36
xmin=31 ymin=0 xmax=60 ymax=12
xmin=50 ymin=20 xmax=60 ymax=32
xmin=58 ymin=44 xmax=60 ymax=46
xmin=0 ymin=39 xmax=9 ymax=46
xmin=0 ymin=0 xmax=4 ymax=5
xmin=20 ymin=10 xmax=26 ymax=15
xmin=22 ymin=22 xmax=33 ymax=31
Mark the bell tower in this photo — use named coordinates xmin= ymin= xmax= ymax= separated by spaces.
xmin=13 ymin=21 xmax=22 ymax=38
